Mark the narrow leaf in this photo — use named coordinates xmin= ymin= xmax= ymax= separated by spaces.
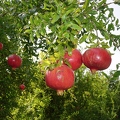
xmin=51 ymin=14 xmax=60 ymax=24
xmin=100 ymin=30 xmax=110 ymax=40
xmin=71 ymin=23 xmax=82 ymax=31
xmin=115 ymin=19 xmax=119 ymax=26
xmin=80 ymin=34 xmax=88 ymax=43
xmin=113 ymin=71 xmax=120 ymax=78
xmin=83 ymin=0 xmax=90 ymax=10
xmin=114 ymin=0 xmax=120 ymax=5
xmin=108 ymin=23 xmax=115 ymax=32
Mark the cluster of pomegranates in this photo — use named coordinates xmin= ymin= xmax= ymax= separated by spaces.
xmin=45 ymin=47 xmax=112 ymax=95
xmin=1 ymin=42 xmax=112 ymax=93
xmin=0 ymin=42 xmax=25 ymax=90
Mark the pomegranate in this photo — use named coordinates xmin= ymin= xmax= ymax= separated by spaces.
xmin=82 ymin=47 xmax=111 ymax=73
xmin=19 ymin=84 xmax=25 ymax=90
xmin=45 ymin=65 xmax=75 ymax=95
xmin=0 ymin=42 xmax=3 ymax=50
xmin=7 ymin=54 xmax=22 ymax=69
xmin=64 ymin=49 xmax=82 ymax=70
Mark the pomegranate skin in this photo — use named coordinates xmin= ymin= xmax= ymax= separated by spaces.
xmin=45 ymin=65 xmax=75 ymax=91
xmin=0 ymin=43 xmax=3 ymax=50
xmin=82 ymin=48 xmax=112 ymax=72
xmin=7 ymin=54 xmax=22 ymax=69
xmin=19 ymin=84 xmax=25 ymax=90
xmin=64 ymin=49 xmax=82 ymax=70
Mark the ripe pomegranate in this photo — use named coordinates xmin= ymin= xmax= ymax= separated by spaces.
xmin=82 ymin=47 xmax=111 ymax=73
xmin=64 ymin=49 xmax=82 ymax=70
xmin=7 ymin=54 xmax=22 ymax=69
xmin=45 ymin=65 xmax=75 ymax=95
xmin=19 ymin=84 xmax=25 ymax=90
xmin=0 ymin=42 xmax=3 ymax=50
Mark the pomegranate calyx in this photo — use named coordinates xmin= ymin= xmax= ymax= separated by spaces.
xmin=90 ymin=68 xmax=97 ymax=74
xmin=12 ymin=67 xmax=17 ymax=70
xmin=57 ymin=90 xmax=64 ymax=96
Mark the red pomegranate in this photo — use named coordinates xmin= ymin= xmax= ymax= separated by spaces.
xmin=64 ymin=49 xmax=82 ymax=70
xmin=7 ymin=54 xmax=22 ymax=69
xmin=19 ymin=84 xmax=25 ymax=90
xmin=45 ymin=65 xmax=75 ymax=95
xmin=82 ymin=47 xmax=111 ymax=73
xmin=0 ymin=42 xmax=3 ymax=50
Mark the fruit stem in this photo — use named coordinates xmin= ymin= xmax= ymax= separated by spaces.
xmin=90 ymin=69 xmax=97 ymax=74
xmin=12 ymin=68 xmax=16 ymax=70
xmin=57 ymin=90 xmax=64 ymax=96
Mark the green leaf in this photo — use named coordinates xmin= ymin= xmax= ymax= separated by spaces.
xmin=61 ymin=8 xmax=75 ymax=21
xmin=79 ymin=34 xmax=88 ymax=43
xmin=98 ymin=0 xmax=107 ymax=7
xmin=70 ymin=23 xmax=82 ymax=31
xmin=30 ymin=15 xmax=34 ymax=24
xmin=116 ymin=63 xmax=120 ymax=70
xmin=36 ymin=30 xmax=40 ymax=38
xmin=100 ymin=30 xmax=110 ymax=40
xmin=102 ymin=72 xmax=109 ymax=79
xmin=108 ymin=23 xmax=115 ymax=32
xmin=63 ymin=32 xmax=69 ymax=39
xmin=115 ymin=19 xmax=119 ymax=26
xmin=101 ymin=42 xmax=109 ymax=48
xmin=30 ymin=32 xmax=34 ymax=42
xmin=60 ymin=24 xmax=69 ymax=33
xmin=114 ymin=0 xmax=120 ymax=5
xmin=51 ymin=13 xmax=60 ymax=24
xmin=109 ymin=39 xmax=113 ymax=47
xmin=113 ymin=71 xmax=120 ymax=78
xmin=74 ymin=18 xmax=81 ymax=25
xmin=70 ymin=34 xmax=75 ymax=42
xmin=34 ymin=16 xmax=41 ymax=26
xmin=24 ymin=29 xmax=32 ymax=34
xmin=89 ymin=33 xmax=98 ymax=40
xmin=40 ymin=24 xmax=46 ymax=36
xmin=82 ymin=0 xmax=90 ymax=10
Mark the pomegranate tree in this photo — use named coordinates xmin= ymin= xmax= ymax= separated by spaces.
xmin=7 ymin=54 xmax=22 ymax=69
xmin=45 ymin=65 xmax=75 ymax=95
xmin=64 ymin=49 xmax=82 ymax=70
xmin=0 ymin=42 xmax=3 ymax=50
xmin=82 ymin=47 xmax=111 ymax=73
